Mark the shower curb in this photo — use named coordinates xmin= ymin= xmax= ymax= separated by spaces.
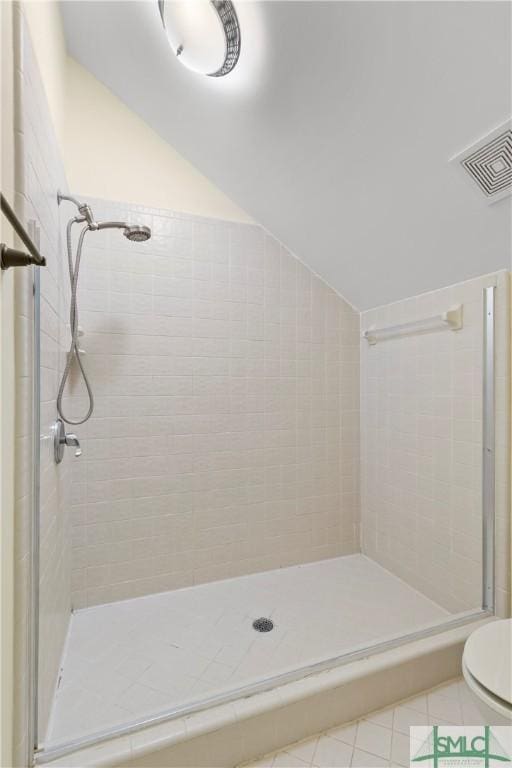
xmin=37 ymin=617 xmax=492 ymax=767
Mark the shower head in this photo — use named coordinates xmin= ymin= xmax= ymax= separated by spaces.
xmin=96 ymin=220 xmax=152 ymax=242
xmin=58 ymin=197 xmax=152 ymax=243
xmin=123 ymin=225 xmax=151 ymax=242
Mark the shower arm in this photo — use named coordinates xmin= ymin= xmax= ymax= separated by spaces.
xmin=57 ymin=192 xmax=83 ymax=209
xmin=58 ymin=191 xmax=97 ymax=229
xmin=57 ymin=195 xmax=130 ymax=234
xmin=96 ymin=221 xmax=130 ymax=231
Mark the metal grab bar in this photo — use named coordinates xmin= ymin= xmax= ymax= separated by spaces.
xmin=0 ymin=192 xmax=46 ymax=269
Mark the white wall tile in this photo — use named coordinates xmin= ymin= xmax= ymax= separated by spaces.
xmin=67 ymin=198 xmax=361 ymax=607
xmin=360 ymin=273 xmax=510 ymax=613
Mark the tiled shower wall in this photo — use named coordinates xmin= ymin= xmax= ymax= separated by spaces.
xmin=17 ymin=14 xmax=73 ymax=746
xmin=68 ymin=198 xmax=360 ymax=608
xmin=360 ymin=271 xmax=510 ymax=615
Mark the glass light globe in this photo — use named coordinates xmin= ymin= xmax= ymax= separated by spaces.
xmin=159 ymin=0 xmax=240 ymax=77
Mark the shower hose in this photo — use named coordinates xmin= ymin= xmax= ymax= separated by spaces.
xmin=56 ymin=217 xmax=94 ymax=425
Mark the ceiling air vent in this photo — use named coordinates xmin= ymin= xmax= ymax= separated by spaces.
xmin=450 ymin=120 xmax=512 ymax=204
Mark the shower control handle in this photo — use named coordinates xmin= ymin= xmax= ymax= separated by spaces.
xmin=64 ymin=433 xmax=82 ymax=457
xmin=52 ymin=419 xmax=82 ymax=463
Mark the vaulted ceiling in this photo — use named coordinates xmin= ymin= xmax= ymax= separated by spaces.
xmin=60 ymin=1 xmax=511 ymax=310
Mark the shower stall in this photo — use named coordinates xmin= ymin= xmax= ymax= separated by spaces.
xmin=33 ymin=194 xmax=510 ymax=763
xmin=8 ymin=8 xmax=510 ymax=767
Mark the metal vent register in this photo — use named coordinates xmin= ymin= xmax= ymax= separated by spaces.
xmin=452 ymin=121 xmax=512 ymax=204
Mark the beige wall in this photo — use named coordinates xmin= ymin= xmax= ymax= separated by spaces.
xmin=22 ymin=0 xmax=67 ymax=147
xmin=23 ymin=1 xmax=252 ymax=224
xmin=63 ymin=59 xmax=253 ymax=223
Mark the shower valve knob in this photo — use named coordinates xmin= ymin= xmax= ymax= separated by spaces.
xmin=64 ymin=433 xmax=82 ymax=457
xmin=53 ymin=419 xmax=82 ymax=463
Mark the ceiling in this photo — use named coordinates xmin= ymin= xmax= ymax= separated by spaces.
xmin=60 ymin=1 xmax=511 ymax=310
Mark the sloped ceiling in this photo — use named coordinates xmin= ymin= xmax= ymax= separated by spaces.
xmin=60 ymin=1 xmax=511 ymax=310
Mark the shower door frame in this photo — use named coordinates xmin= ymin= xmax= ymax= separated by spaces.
xmin=482 ymin=285 xmax=495 ymax=612
xmin=31 ymin=283 xmax=500 ymax=763
xmin=30 ymin=263 xmax=41 ymax=762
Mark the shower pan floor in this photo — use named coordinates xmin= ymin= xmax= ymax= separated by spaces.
xmin=45 ymin=554 xmax=448 ymax=746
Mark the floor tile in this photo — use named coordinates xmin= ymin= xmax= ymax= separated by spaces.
xmin=272 ymin=751 xmax=310 ymax=767
xmin=351 ymin=748 xmax=389 ymax=767
xmin=238 ymin=679 xmax=478 ymax=768
xmin=459 ymin=690 xmax=484 ymax=725
xmin=313 ymin=735 xmax=354 ymax=767
xmin=427 ymin=689 xmax=463 ymax=723
xmin=390 ymin=730 xmax=412 ymax=767
xmin=355 ymin=720 xmax=392 ymax=760
xmin=327 ymin=722 xmax=358 ymax=746
xmin=287 ymin=737 xmax=319 ymax=764
xmin=365 ymin=707 xmax=394 ymax=729
xmin=116 ymin=682 xmax=172 ymax=714
xmin=392 ymin=703 xmax=429 ymax=735
xmin=428 ymin=714 xmax=459 ymax=726
xmin=398 ymin=693 xmax=428 ymax=714
xmin=432 ymin=681 xmax=461 ymax=702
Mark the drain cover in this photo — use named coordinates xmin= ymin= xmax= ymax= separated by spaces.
xmin=253 ymin=617 xmax=274 ymax=633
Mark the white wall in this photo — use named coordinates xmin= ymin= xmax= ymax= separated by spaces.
xmin=23 ymin=1 xmax=252 ymax=224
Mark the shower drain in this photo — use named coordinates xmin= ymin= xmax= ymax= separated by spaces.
xmin=253 ymin=617 xmax=274 ymax=633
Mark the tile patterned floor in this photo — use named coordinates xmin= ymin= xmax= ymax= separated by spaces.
xmin=46 ymin=555 xmax=449 ymax=746
xmin=241 ymin=678 xmax=485 ymax=768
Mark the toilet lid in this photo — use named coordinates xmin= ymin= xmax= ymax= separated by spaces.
xmin=464 ymin=620 xmax=512 ymax=705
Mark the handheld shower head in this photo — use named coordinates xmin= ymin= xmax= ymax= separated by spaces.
xmin=58 ymin=197 xmax=152 ymax=244
xmin=123 ymin=225 xmax=151 ymax=242
xmin=96 ymin=220 xmax=152 ymax=242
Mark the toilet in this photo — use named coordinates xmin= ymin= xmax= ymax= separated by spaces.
xmin=462 ymin=619 xmax=512 ymax=725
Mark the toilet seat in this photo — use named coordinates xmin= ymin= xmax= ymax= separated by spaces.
xmin=462 ymin=657 xmax=512 ymax=722
xmin=462 ymin=620 xmax=512 ymax=706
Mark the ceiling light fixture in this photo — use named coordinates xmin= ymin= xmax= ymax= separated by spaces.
xmin=158 ymin=0 xmax=241 ymax=77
